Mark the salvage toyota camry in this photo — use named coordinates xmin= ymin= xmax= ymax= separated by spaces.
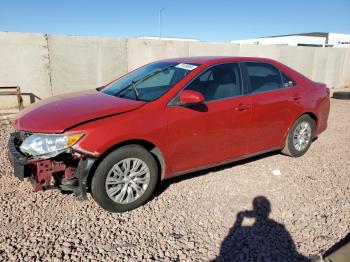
xmin=8 ymin=57 xmax=330 ymax=212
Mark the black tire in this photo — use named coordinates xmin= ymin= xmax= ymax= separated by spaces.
xmin=91 ymin=145 xmax=159 ymax=213
xmin=332 ymin=91 xmax=350 ymax=100
xmin=282 ymin=115 xmax=316 ymax=157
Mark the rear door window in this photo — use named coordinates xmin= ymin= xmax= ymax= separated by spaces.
xmin=245 ymin=62 xmax=283 ymax=94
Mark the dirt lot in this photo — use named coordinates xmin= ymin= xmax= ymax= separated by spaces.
xmin=0 ymin=99 xmax=349 ymax=262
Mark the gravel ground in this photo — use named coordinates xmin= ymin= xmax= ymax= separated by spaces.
xmin=0 ymin=99 xmax=349 ymax=262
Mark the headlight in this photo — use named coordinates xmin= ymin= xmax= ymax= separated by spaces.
xmin=19 ymin=133 xmax=84 ymax=159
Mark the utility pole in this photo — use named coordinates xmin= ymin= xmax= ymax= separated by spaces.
xmin=159 ymin=8 xmax=165 ymax=38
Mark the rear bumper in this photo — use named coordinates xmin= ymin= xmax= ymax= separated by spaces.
xmin=315 ymin=96 xmax=330 ymax=136
xmin=7 ymin=132 xmax=96 ymax=200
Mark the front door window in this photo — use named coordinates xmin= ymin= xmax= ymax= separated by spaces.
xmin=185 ymin=63 xmax=242 ymax=101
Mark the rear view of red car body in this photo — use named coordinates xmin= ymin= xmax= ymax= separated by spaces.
xmin=8 ymin=57 xmax=330 ymax=212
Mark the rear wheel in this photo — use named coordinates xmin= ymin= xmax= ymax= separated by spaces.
xmin=282 ymin=115 xmax=316 ymax=157
xmin=91 ymin=145 xmax=159 ymax=213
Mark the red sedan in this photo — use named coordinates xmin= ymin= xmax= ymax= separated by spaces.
xmin=8 ymin=57 xmax=330 ymax=212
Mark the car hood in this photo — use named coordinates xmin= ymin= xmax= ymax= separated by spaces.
xmin=12 ymin=90 xmax=145 ymax=133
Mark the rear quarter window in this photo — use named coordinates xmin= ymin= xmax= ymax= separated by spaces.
xmin=281 ymin=72 xmax=297 ymax=87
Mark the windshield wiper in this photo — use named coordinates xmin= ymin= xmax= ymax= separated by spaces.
xmin=131 ymin=81 xmax=140 ymax=100
xmin=114 ymin=81 xmax=138 ymax=99
xmin=114 ymin=65 xmax=174 ymax=100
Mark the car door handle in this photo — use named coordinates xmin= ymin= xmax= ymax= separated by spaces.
xmin=293 ymin=94 xmax=302 ymax=100
xmin=234 ymin=104 xmax=250 ymax=111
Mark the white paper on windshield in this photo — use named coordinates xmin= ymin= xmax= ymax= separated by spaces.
xmin=175 ymin=63 xmax=198 ymax=71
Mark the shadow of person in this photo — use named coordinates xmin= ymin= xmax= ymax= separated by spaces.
xmin=216 ymin=196 xmax=310 ymax=262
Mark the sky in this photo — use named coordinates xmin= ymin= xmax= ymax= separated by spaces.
xmin=0 ymin=0 xmax=349 ymax=42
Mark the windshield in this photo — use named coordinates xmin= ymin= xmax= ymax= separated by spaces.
xmin=102 ymin=62 xmax=199 ymax=101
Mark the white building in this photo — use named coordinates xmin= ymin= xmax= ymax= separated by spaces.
xmin=231 ymin=32 xmax=350 ymax=48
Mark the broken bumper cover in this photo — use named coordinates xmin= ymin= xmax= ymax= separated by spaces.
xmin=7 ymin=133 xmax=30 ymax=180
xmin=7 ymin=133 xmax=96 ymax=201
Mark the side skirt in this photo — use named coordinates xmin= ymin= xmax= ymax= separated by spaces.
xmin=166 ymin=147 xmax=281 ymax=180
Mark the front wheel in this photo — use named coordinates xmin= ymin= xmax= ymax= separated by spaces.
xmin=91 ymin=145 xmax=159 ymax=213
xmin=282 ymin=115 xmax=316 ymax=157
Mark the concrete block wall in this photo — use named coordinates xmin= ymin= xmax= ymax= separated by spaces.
xmin=0 ymin=32 xmax=52 ymax=108
xmin=0 ymin=32 xmax=349 ymax=109
xmin=47 ymin=35 xmax=128 ymax=95
xmin=127 ymin=39 xmax=190 ymax=71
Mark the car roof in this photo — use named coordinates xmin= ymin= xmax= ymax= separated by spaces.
xmin=160 ymin=56 xmax=278 ymax=65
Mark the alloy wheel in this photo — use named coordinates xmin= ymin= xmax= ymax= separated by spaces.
xmin=292 ymin=121 xmax=312 ymax=151
xmin=105 ymin=158 xmax=150 ymax=204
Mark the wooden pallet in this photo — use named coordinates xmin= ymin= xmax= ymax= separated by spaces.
xmin=0 ymin=86 xmax=24 ymax=110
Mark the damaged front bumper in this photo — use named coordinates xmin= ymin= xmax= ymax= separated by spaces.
xmin=7 ymin=132 xmax=96 ymax=201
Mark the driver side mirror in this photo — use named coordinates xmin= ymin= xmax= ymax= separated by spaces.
xmin=178 ymin=90 xmax=205 ymax=106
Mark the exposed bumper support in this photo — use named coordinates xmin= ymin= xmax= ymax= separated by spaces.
xmin=32 ymin=160 xmax=74 ymax=191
